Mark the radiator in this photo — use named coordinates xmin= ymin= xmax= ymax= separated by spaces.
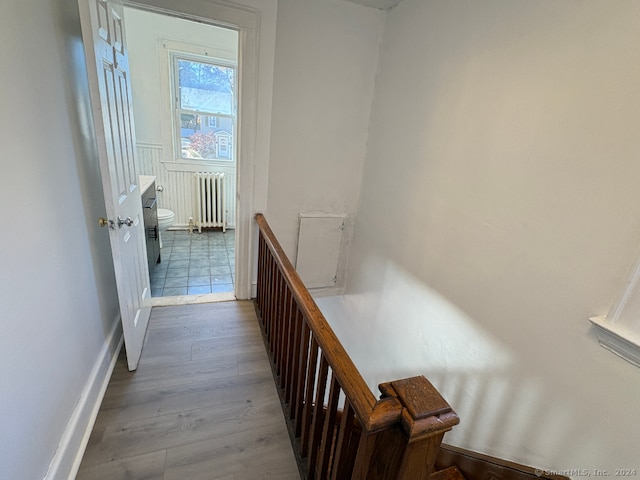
xmin=194 ymin=172 xmax=226 ymax=233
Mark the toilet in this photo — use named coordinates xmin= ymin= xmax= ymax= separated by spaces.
xmin=157 ymin=208 xmax=175 ymax=248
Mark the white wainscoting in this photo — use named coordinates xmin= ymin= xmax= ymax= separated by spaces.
xmin=136 ymin=142 xmax=237 ymax=229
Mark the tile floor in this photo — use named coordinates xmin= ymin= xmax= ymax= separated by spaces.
xmin=150 ymin=229 xmax=235 ymax=297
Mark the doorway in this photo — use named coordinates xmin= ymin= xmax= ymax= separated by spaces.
xmin=123 ymin=4 xmax=239 ymax=304
xmin=114 ymin=0 xmax=264 ymax=302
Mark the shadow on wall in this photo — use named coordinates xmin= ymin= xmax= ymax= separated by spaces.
xmin=316 ymin=256 xmax=638 ymax=471
xmin=423 ymin=368 xmax=601 ymax=472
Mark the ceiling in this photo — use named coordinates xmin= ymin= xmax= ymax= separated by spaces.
xmin=342 ymin=0 xmax=404 ymax=10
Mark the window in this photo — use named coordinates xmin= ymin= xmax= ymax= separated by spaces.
xmin=171 ymin=53 xmax=236 ymax=162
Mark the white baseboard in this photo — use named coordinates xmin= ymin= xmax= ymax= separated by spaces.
xmin=44 ymin=316 xmax=123 ymax=480
xmin=308 ymin=285 xmax=345 ymax=298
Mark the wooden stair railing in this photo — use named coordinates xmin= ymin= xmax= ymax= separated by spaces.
xmin=255 ymin=213 xmax=459 ymax=480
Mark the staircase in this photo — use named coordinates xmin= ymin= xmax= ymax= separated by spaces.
xmin=254 ymin=213 xmax=565 ymax=480
xmin=432 ymin=466 xmax=467 ymax=480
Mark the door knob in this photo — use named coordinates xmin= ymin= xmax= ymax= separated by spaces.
xmin=98 ymin=217 xmax=115 ymax=229
xmin=117 ymin=216 xmax=134 ymax=228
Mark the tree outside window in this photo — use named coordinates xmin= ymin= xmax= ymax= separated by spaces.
xmin=172 ymin=55 xmax=236 ymax=161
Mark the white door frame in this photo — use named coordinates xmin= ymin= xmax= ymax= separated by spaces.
xmin=125 ymin=0 xmax=271 ymax=300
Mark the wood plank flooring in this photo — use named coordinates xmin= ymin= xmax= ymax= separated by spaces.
xmin=77 ymin=301 xmax=300 ymax=480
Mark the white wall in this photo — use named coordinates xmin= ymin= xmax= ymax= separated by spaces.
xmin=320 ymin=0 xmax=640 ymax=471
xmin=0 ymin=0 xmax=120 ymax=478
xmin=266 ymin=0 xmax=385 ymax=290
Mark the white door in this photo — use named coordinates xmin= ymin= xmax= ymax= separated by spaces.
xmin=79 ymin=0 xmax=151 ymax=370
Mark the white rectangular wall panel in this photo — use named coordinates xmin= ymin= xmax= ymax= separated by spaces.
xmin=296 ymin=214 xmax=345 ymax=289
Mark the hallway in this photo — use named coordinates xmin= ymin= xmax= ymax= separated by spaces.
xmin=77 ymin=301 xmax=299 ymax=479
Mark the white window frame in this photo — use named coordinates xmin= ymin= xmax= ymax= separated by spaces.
xmin=158 ymin=38 xmax=237 ymax=169
xmin=590 ymin=249 xmax=640 ymax=367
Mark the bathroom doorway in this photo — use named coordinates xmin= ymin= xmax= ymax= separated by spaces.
xmin=123 ymin=4 xmax=240 ymax=303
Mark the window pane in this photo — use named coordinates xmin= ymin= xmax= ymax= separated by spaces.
xmin=180 ymin=114 xmax=233 ymax=161
xmin=178 ymin=59 xmax=234 ymax=115
xmin=180 ymin=113 xmax=200 ymax=132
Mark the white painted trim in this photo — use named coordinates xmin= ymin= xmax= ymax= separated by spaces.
xmin=309 ymin=286 xmax=345 ymax=298
xmin=590 ymin=241 xmax=640 ymax=367
xmin=135 ymin=141 xmax=163 ymax=149
xmin=44 ymin=316 xmax=123 ymax=480
xmin=148 ymin=291 xmax=235 ymax=306
xmin=161 ymin=161 xmax=234 ymax=173
xmin=589 ymin=315 xmax=640 ymax=367
xmin=298 ymin=212 xmax=349 ymax=219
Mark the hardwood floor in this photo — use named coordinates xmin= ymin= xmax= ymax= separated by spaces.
xmin=77 ymin=301 xmax=300 ymax=480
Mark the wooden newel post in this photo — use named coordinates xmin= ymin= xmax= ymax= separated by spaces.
xmin=352 ymin=376 xmax=459 ymax=480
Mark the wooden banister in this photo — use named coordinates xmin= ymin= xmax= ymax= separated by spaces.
xmin=254 ymin=213 xmax=459 ymax=480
